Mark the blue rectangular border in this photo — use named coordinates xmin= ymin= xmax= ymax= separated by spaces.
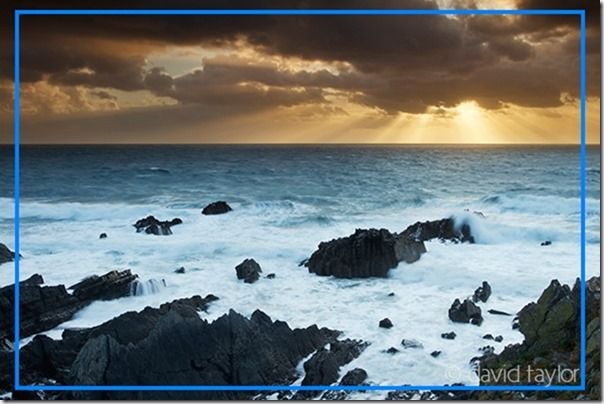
xmin=12 ymin=8 xmax=587 ymax=393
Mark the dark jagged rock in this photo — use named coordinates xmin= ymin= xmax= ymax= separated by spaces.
xmin=472 ymin=277 xmax=601 ymax=400
xmin=294 ymin=339 xmax=368 ymax=399
xmin=385 ymin=346 xmax=400 ymax=354
xmin=235 ymin=258 xmax=262 ymax=283
xmin=488 ymin=309 xmax=512 ymax=316
xmin=305 ymin=228 xmax=426 ymax=278
xmin=430 ymin=350 xmax=442 ymax=358
xmin=448 ymin=298 xmax=483 ymax=325
xmin=69 ymin=270 xmax=137 ymax=301
xmin=174 ymin=266 xmax=186 ymax=274
xmin=266 ymin=273 xmax=276 ymax=279
xmin=494 ymin=335 xmax=503 ymax=343
xmin=99 ymin=233 xmax=107 ymax=239
xmin=0 ymin=243 xmax=15 ymax=264
xmin=8 ymin=295 xmax=219 ymax=394
xmin=0 ymin=270 xmax=137 ymax=340
xmin=379 ymin=318 xmax=393 ymax=329
xmin=133 ymin=215 xmax=182 ymax=235
xmin=541 ymin=240 xmax=552 ymax=246
xmin=201 ymin=201 xmax=232 ymax=215
xmin=66 ymin=304 xmax=342 ymax=400
xmin=399 ymin=217 xmax=475 ymax=244
xmin=441 ymin=331 xmax=457 ymax=340
xmin=472 ymin=281 xmax=492 ymax=303
xmin=483 ymin=333 xmax=494 ymax=340
xmin=388 ymin=292 xmax=396 ymax=297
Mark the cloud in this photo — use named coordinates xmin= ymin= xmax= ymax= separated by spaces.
xmin=0 ymin=0 xmax=597 ymax=123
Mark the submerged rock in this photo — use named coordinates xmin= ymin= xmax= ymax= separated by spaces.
xmin=201 ymin=201 xmax=232 ymax=215
xmin=401 ymin=338 xmax=423 ymax=349
xmin=399 ymin=217 xmax=475 ymax=243
xmin=472 ymin=281 xmax=492 ymax=303
xmin=235 ymin=258 xmax=262 ymax=283
xmin=133 ymin=215 xmax=182 ymax=235
xmin=305 ymin=228 xmax=426 ymax=278
xmin=0 ymin=244 xmax=15 ymax=264
xmin=0 ymin=270 xmax=137 ymax=340
xmin=448 ymin=298 xmax=483 ymax=325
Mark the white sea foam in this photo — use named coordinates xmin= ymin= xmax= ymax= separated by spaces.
xmin=0 ymin=174 xmax=600 ymax=399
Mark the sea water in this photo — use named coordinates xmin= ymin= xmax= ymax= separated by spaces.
xmin=0 ymin=145 xmax=600 ymax=396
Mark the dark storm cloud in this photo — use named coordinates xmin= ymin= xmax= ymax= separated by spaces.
xmin=0 ymin=0 xmax=599 ymax=115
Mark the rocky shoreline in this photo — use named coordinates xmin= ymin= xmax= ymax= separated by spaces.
xmin=0 ymin=211 xmax=599 ymax=400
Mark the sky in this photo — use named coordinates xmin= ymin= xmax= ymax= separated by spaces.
xmin=0 ymin=0 xmax=600 ymax=144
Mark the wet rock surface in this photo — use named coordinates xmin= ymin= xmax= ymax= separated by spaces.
xmin=448 ymin=298 xmax=483 ymax=325
xmin=399 ymin=217 xmax=475 ymax=244
xmin=0 ymin=243 xmax=16 ymax=265
xmin=201 ymin=201 xmax=232 ymax=215
xmin=0 ymin=270 xmax=137 ymax=340
xmin=235 ymin=258 xmax=262 ymax=283
xmin=305 ymin=228 xmax=426 ymax=278
xmin=133 ymin=215 xmax=182 ymax=235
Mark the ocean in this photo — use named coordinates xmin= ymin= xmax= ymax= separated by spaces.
xmin=0 ymin=145 xmax=600 ymax=396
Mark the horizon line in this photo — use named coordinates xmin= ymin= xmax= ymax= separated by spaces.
xmin=1 ymin=142 xmax=600 ymax=146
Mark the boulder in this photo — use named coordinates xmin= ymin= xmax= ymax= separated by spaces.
xmin=399 ymin=217 xmax=474 ymax=243
xmin=541 ymin=241 xmax=552 ymax=246
xmin=265 ymin=273 xmax=276 ymax=279
xmin=379 ymin=318 xmax=394 ymax=329
xmin=0 ymin=244 xmax=15 ymax=265
xmin=99 ymin=233 xmax=107 ymax=239
xmin=441 ymin=331 xmax=457 ymax=340
xmin=0 ymin=270 xmax=137 ymax=340
xmin=472 ymin=281 xmax=492 ymax=303
xmin=235 ymin=259 xmax=262 ymax=283
xmin=201 ymin=201 xmax=232 ymax=215
xmin=448 ymin=298 xmax=483 ymax=325
xmin=174 ymin=267 xmax=186 ymax=274
xmin=340 ymin=368 xmax=368 ymax=385
xmin=305 ymin=228 xmax=426 ymax=278
xmin=430 ymin=350 xmax=442 ymax=358
xmin=133 ymin=215 xmax=182 ymax=235
xmin=385 ymin=346 xmax=400 ymax=354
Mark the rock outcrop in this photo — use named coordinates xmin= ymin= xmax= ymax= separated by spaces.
xmin=400 ymin=217 xmax=474 ymax=244
xmin=201 ymin=201 xmax=232 ymax=215
xmin=448 ymin=298 xmax=483 ymax=325
xmin=0 ymin=244 xmax=15 ymax=264
xmin=294 ymin=339 xmax=368 ymax=399
xmin=305 ymin=228 xmax=426 ymax=278
xmin=472 ymin=277 xmax=600 ymax=400
xmin=133 ymin=216 xmax=182 ymax=235
xmin=0 ymin=270 xmax=137 ymax=340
